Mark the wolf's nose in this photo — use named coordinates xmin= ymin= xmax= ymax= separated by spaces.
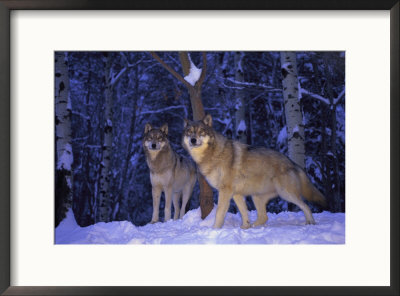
xmin=191 ymin=138 xmax=197 ymax=144
xmin=152 ymin=143 xmax=156 ymax=149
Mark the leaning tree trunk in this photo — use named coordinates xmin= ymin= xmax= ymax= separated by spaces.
xmin=96 ymin=54 xmax=114 ymax=223
xmin=179 ymin=52 xmax=214 ymax=219
xmin=234 ymin=52 xmax=247 ymax=143
xmin=150 ymin=51 xmax=214 ymax=219
xmin=280 ymin=52 xmax=305 ymax=169
xmin=55 ymin=52 xmax=73 ymax=227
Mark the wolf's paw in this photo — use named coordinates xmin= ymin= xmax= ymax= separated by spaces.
xmin=251 ymin=222 xmax=266 ymax=228
xmin=251 ymin=219 xmax=267 ymax=227
xmin=150 ymin=220 xmax=158 ymax=224
xmin=305 ymin=220 xmax=316 ymax=225
xmin=240 ymin=223 xmax=251 ymax=230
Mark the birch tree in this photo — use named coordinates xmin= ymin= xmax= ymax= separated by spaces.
xmin=96 ymin=53 xmax=134 ymax=222
xmin=299 ymin=52 xmax=345 ymax=212
xmin=150 ymin=52 xmax=214 ymax=219
xmin=55 ymin=52 xmax=73 ymax=226
xmin=280 ymin=52 xmax=305 ymax=169
xmin=234 ymin=52 xmax=247 ymax=143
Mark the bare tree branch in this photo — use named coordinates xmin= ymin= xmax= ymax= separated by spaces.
xmin=149 ymin=52 xmax=194 ymax=90
xmin=110 ymin=55 xmax=145 ymax=88
xmin=225 ymin=77 xmax=281 ymax=92
xmin=179 ymin=52 xmax=191 ymax=76
xmin=300 ymin=88 xmax=330 ymax=105
xmin=196 ymin=52 xmax=207 ymax=88
xmin=139 ymin=105 xmax=186 ymax=115
xmin=333 ymin=89 xmax=345 ymax=105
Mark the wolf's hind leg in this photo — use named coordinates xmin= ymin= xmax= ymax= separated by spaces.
xmin=213 ymin=191 xmax=232 ymax=229
xmin=290 ymin=198 xmax=315 ymax=225
xmin=276 ymin=186 xmax=315 ymax=225
xmin=151 ymin=186 xmax=162 ymax=223
xmin=252 ymin=193 xmax=275 ymax=227
xmin=172 ymin=192 xmax=181 ymax=220
xmin=275 ymin=173 xmax=315 ymax=225
xmin=232 ymin=195 xmax=250 ymax=229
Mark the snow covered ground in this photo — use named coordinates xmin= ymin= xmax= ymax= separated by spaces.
xmin=55 ymin=207 xmax=345 ymax=244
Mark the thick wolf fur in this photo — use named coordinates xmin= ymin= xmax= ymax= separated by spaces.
xmin=182 ymin=114 xmax=327 ymax=229
xmin=143 ymin=123 xmax=196 ymax=223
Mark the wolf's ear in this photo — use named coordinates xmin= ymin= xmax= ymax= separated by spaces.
xmin=144 ymin=123 xmax=152 ymax=134
xmin=203 ymin=114 xmax=212 ymax=127
xmin=160 ymin=123 xmax=168 ymax=135
xmin=183 ymin=118 xmax=189 ymax=128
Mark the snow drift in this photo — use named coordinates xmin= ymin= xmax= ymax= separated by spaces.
xmin=56 ymin=207 xmax=345 ymax=244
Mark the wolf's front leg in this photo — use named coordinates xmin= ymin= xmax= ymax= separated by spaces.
xmin=213 ymin=190 xmax=232 ymax=229
xmin=232 ymin=194 xmax=250 ymax=229
xmin=164 ymin=187 xmax=173 ymax=221
xmin=151 ymin=186 xmax=162 ymax=223
xmin=180 ymin=178 xmax=195 ymax=219
xmin=172 ymin=192 xmax=181 ymax=220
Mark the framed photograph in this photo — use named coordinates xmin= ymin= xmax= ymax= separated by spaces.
xmin=1 ymin=1 xmax=398 ymax=295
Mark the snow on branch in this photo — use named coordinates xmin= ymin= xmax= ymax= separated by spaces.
xmin=140 ymin=105 xmax=186 ymax=116
xmin=184 ymin=57 xmax=202 ymax=86
xmin=225 ymin=77 xmax=281 ymax=92
xmin=149 ymin=52 xmax=193 ymax=89
xmin=299 ymin=88 xmax=330 ymax=105
xmin=299 ymin=87 xmax=345 ymax=106
xmin=72 ymin=111 xmax=90 ymax=120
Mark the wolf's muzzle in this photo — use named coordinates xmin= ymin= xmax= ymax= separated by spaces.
xmin=152 ymin=143 xmax=157 ymax=149
xmin=191 ymin=138 xmax=197 ymax=145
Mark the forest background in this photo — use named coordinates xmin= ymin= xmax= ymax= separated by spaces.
xmin=54 ymin=51 xmax=345 ymax=227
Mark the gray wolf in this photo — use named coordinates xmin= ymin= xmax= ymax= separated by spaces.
xmin=143 ymin=123 xmax=196 ymax=223
xmin=182 ymin=114 xmax=327 ymax=229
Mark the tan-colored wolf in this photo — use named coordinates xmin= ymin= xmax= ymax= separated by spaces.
xmin=143 ymin=123 xmax=196 ymax=223
xmin=182 ymin=114 xmax=327 ymax=229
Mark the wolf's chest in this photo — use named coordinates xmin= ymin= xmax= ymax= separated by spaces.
xmin=203 ymin=168 xmax=222 ymax=189
xmin=150 ymin=171 xmax=172 ymax=186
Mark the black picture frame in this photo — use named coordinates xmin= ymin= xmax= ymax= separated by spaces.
xmin=0 ymin=1 xmax=398 ymax=295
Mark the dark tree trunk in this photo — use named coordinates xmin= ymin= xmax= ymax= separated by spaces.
xmin=151 ymin=51 xmax=214 ymax=219
xmin=234 ymin=52 xmax=247 ymax=143
xmin=179 ymin=52 xmax=214 ymax=219
xmin=113 ymin=63 xmax=140 ymax=220
xmin=323 ymin=54 xmax=342 ymax=212
xmin=96 ymin=53 xmax=114 ymax=222
xmin=311 ymin=56 xmax=332 ymax=209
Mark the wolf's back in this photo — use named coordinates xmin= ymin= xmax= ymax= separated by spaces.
xmin=298 ymin=169 xmax=327 ymax=208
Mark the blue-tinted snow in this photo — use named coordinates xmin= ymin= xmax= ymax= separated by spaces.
xmin=56 ymin=207 xmax=345 ymax=244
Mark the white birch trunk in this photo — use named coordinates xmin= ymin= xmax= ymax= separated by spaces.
xmin=97 ymin=55 xmax=114 ymax=222
xmin=234 ymin=52 xmax=247 ymax=143
xmin=55 ymin=52 xmax=73 ymax=225
xmin=280 ymin=52 xmax=305 ymax=169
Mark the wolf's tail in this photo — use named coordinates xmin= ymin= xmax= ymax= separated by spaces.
xmin=298 ymin=169 xmax=327 ymax=208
